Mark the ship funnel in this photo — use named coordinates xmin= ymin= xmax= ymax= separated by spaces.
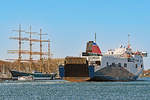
xmin=82 ymin=41 xmax=102 ymax=56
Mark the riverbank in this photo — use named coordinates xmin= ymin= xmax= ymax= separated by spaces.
xmin=0 ymin=58 xmax=65 ymax=79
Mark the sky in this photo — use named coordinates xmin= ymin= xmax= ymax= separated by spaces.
xmin=0 ymin=0 xmax=150 ymax=69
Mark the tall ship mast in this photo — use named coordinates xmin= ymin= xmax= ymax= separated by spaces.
xmin=8 ymin=25 xmax=56 ymax=80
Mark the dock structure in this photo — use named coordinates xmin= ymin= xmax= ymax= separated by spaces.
xmin=8 ymin=24 xmax=51 ymax=73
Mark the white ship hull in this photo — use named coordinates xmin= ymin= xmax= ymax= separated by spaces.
xmin=91 ymin=66 xmax=140 ymax=81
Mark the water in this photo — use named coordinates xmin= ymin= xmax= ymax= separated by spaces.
xmin=0 ymin=78 xmax=150 ymax=100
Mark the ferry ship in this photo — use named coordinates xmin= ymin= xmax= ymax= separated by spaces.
xmin=59 ymin=36 xmax=147 ymax=81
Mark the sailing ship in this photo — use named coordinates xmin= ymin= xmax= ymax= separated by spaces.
xmin=8 ymin=25 xmax=56 ymax=80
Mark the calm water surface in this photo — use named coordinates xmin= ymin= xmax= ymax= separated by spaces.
xmin=0 ymin=78 xmax=150 ymax=100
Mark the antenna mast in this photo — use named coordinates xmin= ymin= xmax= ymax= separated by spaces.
xmin=95 ymin=32 xmax=96 ymax=43
xmin=128 ymin=33 xmax=130 ymax=48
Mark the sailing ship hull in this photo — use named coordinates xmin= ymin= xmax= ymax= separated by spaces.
xmin=10 ymin=70 xmax=57 ymax=80
xmin=10 ymin=70 xmax=31 ymax=79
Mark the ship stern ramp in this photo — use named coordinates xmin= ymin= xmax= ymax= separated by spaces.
xmin=59 ymin=57 xmax=94 ymax=82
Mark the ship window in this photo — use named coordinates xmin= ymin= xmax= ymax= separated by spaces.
xmin=96 ymin=61 xmax=101 ymax=65
xmin=107 ymin=62 xmax=109 ymax=66
xmin=141 ymin=64 xmax=143 ymax=68
xmin=128 ymin=58 xmax=130 ymax=62
xmin=124 ymin=63 xmax=127 ymax=67
xmin=112 ymin=63 xmax=115 ymax=66
xmin=128 ymin=58 xmax=134 ymax=62
xmin=118 ymin=63 xmax=121 ymax=67
xmin=136 ymin=64 xmax=138 ymax=68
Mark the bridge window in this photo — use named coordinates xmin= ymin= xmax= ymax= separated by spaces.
xmin=124 ymin=63 xmax=127 ymax=67
xmin=118 ymin=63 xmax=121 ymax=67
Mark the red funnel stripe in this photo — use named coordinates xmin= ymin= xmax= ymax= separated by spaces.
xmin=92 ymin=43 xmax=101 ymax=54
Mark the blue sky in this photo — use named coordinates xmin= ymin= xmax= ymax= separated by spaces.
xmin=0 ymin=0 xmax=150 ymax=69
